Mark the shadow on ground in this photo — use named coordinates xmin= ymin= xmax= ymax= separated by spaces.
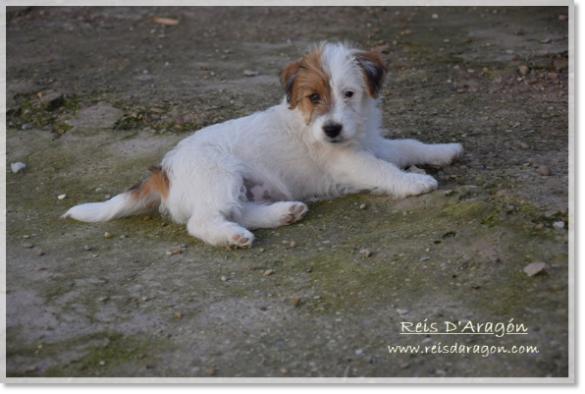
xmin=6 ymin=6 xmax=569 ymax=378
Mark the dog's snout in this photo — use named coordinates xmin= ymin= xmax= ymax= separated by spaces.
xmin=323 ymin=124 xmax=343 ymax=138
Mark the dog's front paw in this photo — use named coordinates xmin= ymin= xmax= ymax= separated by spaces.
xmin=445 ymin=143 xmax=464 ymax=164
xmin=396 ymin=173 xmax=438 ymax=198
xmin=428 ymin=143 xmax=464 ymax=166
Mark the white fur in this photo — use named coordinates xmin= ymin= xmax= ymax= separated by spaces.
xmin=63 ymin=42 xmax=463 ymax=248
xmin=61 ymin=193 xmax=155 ymax=222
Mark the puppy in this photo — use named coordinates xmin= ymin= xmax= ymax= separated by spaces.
xmin=63 ymin=42 xmax=463 ymax=248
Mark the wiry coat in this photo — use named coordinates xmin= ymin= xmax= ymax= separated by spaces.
xmin=63 ymin=42 xmax=463 ymax=248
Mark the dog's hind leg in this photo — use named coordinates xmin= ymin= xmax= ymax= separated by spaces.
xmin=187 ymin=211 xmax=255 ymax=248
xmin=367 ymin=138 xmax=463 ymax=168
xmin=234 ymin=201 xmax=308 ymax=230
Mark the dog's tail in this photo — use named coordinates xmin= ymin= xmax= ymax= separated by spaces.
xmin=61 ymin=166 xmax=170 ymax=222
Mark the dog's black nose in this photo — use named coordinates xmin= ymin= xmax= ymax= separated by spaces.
xmin=323 ymin=124 xmax=343 ymax=138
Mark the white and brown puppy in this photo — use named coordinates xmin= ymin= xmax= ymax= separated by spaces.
xmin=63 ymin=42 xmax=463 ymax=248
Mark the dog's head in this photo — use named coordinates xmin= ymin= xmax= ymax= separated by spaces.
xmin=281 ymin=42 xmax=387 ymax=144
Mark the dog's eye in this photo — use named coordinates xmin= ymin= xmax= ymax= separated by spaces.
xmin=345 ymin=91 xmax=354 ymax=98
xmin=309 ymin=93 xmax=320 ymax=104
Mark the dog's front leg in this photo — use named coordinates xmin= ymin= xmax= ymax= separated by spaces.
xmin=366 ymin=138 xmax=463 ymax=168
xmin=329 ymin=150 xmax=438 ymax=199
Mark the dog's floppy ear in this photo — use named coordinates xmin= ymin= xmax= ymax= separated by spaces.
xmin=355 ymin=51 xmax=388 ymax=99
xmin=280 ymin=59 xmax=302 ymax=109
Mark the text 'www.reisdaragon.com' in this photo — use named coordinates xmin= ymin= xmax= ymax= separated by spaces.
xmin=387 ymin=343 xmax=540 ymax=358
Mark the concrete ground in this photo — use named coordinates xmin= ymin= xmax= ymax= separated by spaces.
xmin=6 ymin=6 xmax=569 ymax=378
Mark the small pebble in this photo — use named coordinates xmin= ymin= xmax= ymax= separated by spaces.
xmin=83 ymin=244 xmax=92 ymax=251
xmin=174 ymin=312 xmax=182 ymax=319
xmin=263 ymin=269 xmax=274 ymax=276
xmin=260 ymin=306 xmax=267 ymax=311
xmin=360 ymin=249 xmax=372 ymax=258
xmin=208 ymin=366 xmax=218 ymax=376
xmin=558 ymin=14 xmax=568 ymax=21
xmin=539 ymin=165 xmax=552 ymax=176
xmin=292 ymin=298 xmax=301 ymax=307
xmin=97 ymin=296 xmax=109 ymax=303
xmin=99 ymin=360 xmax=106 ymax=366
xmin=36 ymin=249 xmax=45 ymax=256
xmin=370 ymin=44 xmax=390 ymax=53
xmin=444 ymin=189 xmax=454 ymax=196
xmin=11 ymin=162 xmax=27 ymax=173
xmin=552 ymin=221 xmax=565 ymax=230
xmin=104 ymin=232 xmax=112 ymax=239
xmin=220 ymin=276 xmax=228 ymax=282
xmin=143 ymin=215 xmax=152 ymax=221
xmin=518 ymin=65 xmax=530 ymax=75
xmin=22 ymin=235 xmax=30 ymax=239
xmin=400 ymin=362 xmax=410 ymax=369
xmin=534 ymin=223 xmax=544 ymax=230
xmin=57 ymin=194 xmax=67 ymax=200
xmin=407 ymin=165 xmax=426 ymax=175
xmin=37 ymin=267 xmax=47 ymax=271
xmin=22 ymin=242 xmax=34 ymax=249
xmin=460 ymin=185 xmax=479 ymax=194
xmin=21 ymin=123 xmax=34 ymax=130
xmin=171 ymin=248 xmax=182 ymax=255
xmin=289 ymin=241 xmax=296 ymax=248
xmin=524 ymin=262 xmax=554 ymax=277
xmin=431 ymin=13 xmax=439 ymax=19
xmin=243 ymin=69 xmax=259 ymax=77
xmin=359 ymin=203 xmax=367 ymax=210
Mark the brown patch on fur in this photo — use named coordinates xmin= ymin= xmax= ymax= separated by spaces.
xmin=281 ymin=59 xmax=302 ymax=105
xmin=128 ymin=166 xmax=170 ymax=208
xmin=355 ymin=51 xmax=388 ymax=98
xmin=281 ymin=49 xmax=333 ymax=125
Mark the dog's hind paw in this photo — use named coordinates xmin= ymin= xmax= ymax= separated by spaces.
xmin=228 ymin=229 xmax=255 ymax=248
xmin=281 ymin=202 xmax=308 ymax=225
